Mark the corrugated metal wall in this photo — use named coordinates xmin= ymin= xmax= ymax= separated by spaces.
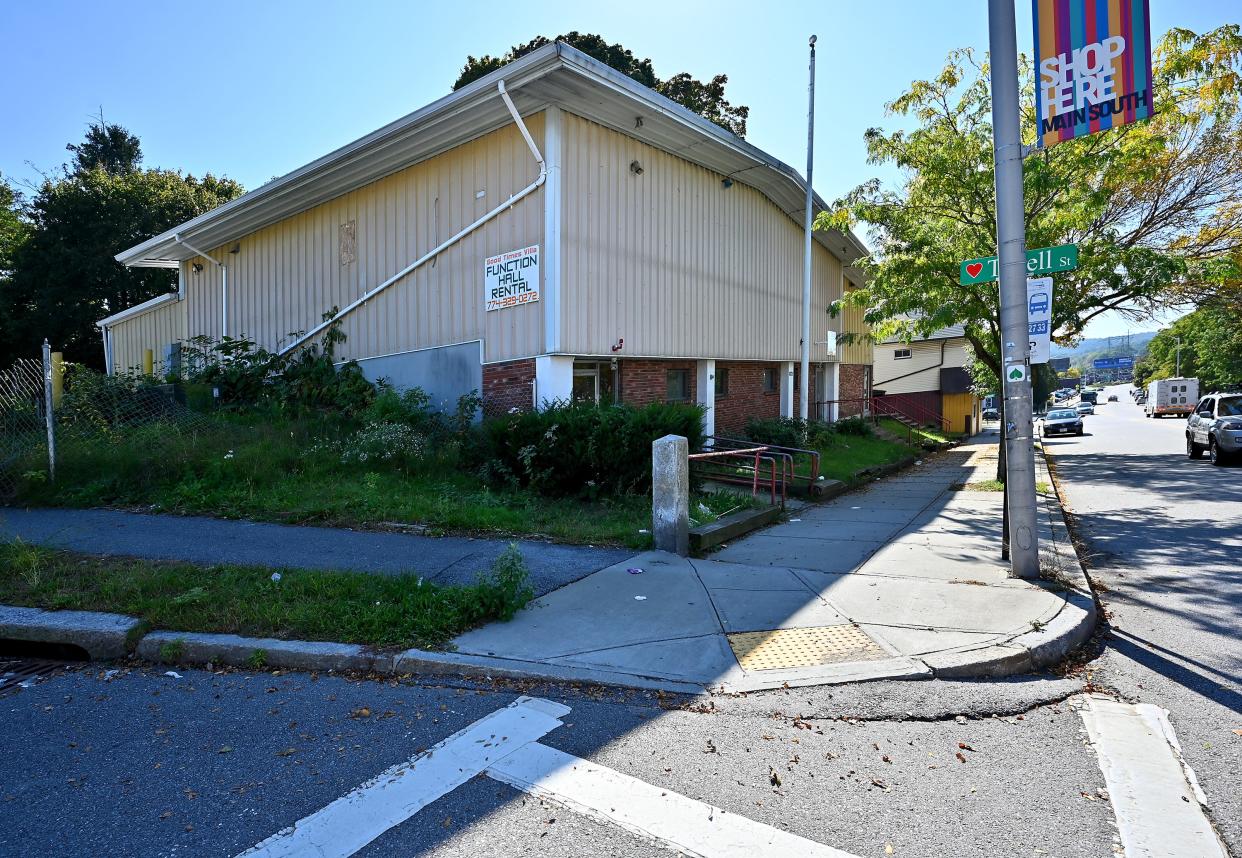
xmin=873 ymin=338 xmax=971 ymax=394
xmin=942 ymin=392 xmax=981 ymax=434
xmin=873 ymin=340 xmax=944 ymax=394
xmin=181 ymin=115 xmax=546 ymax=364
xmin=107 ymin=298 xmax=187 ymax=375
xmin=836 ymin=297 xmax=873 ymax=366
xmin=558 ymin=113 xmax=851 ymax=362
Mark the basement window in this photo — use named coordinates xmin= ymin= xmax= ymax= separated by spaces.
xmin=666 ymin=369 xmax=690 ymax=402
xmin=894 ymin=348 xmax=912 ymax=360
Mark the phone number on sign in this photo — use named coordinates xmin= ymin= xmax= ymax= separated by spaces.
xmin=486 ymin=292 xmax=540 ymax=311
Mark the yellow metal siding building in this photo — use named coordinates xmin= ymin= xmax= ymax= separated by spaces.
xmin=873 ymin=327 xmax=982 ymax=434
xmin=106 ymin=42 xmax=872 ymax=429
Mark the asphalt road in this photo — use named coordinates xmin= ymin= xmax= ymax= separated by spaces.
xmin=1044 ymin=383 xmax=1242 ymax=853
xmin=3 ymin=405 xmax=1237 ymax=856
xmin=0 ymin=666 xmax=1114 ymax=858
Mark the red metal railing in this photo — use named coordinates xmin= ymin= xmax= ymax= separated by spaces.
xmin=876 ymin=395 xmax=952 ymax=432
xmin=814 ymin=396 xmax=952 ymax=433
xmin=688 ymin=446 xmax=786 ymax=506
xmin=710 ymin=436 xmax=823 ymax=492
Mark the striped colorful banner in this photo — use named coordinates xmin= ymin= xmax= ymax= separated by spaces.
xmin=1033 ymin=0 xmax=1154 ymax=147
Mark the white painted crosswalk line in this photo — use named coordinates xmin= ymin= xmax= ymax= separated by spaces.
xmin=487 ymin=742 xmax=864 ymax=858
xmin=235 ymin=696 xmax=570 ymax=858
xmin=1080 ymin=696 xmax=1228 ymax=858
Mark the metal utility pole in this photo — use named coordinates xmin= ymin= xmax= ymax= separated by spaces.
xmin=988 ymin=0 xmax=1040 ymax=578
xmin=799 ymin=34 xmax=817 ymax=422
xmin=1175 ymin=336 xmax=1182 ymax=376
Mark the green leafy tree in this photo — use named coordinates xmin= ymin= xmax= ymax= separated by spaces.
xmin=0 ymin=174 xmax=27 ymax=286
xmin=452 ymin=32 xmax=749 ymax=137
xmin=1134 ymin=305 xmax=1242 ymax=391
xmin=66 ymin=121 xmax=142 ymax=175
xmin=0 ymin=123 xmax=243 ymax=367
xmin=820 ymin=26 xmax=1242 ymax=384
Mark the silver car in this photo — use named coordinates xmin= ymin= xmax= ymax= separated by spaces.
xmin=1186 ymin=393 xmax=1242 ymax=465
xmin=1041 ymin=408 xmax=1084 ymax=437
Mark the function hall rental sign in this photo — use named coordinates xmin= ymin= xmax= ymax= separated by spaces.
xmin=484 ymin=245 xmax=540 ymax=312
xmin=1034 ymin=0 xmax=1154 ymax=148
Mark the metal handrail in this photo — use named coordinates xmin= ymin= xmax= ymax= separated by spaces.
xmin=689 ymin=446 xmax=787 ymax=506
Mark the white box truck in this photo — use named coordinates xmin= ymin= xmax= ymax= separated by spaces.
xmin=1145 ymin=378 xmax=1199 ymax=418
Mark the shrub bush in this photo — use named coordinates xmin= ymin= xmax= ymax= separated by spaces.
xmin=364 ymin=386 xmax=482 ymax=443
xmin=833 ymin=416 xmax=873 ymax=437
xmin=746 ymin=415 xmax=874 ymax=449
xmin=184 ymin=311 xmax=374 ymax=415
xmin=477 ymin=400 xmax=704 ymax=498
xmin=744 ymin=416 xmax=807 ymax=448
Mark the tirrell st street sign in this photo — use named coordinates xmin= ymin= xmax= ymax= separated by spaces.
xmin=959 ymin=244 xmax=1078 ymax=285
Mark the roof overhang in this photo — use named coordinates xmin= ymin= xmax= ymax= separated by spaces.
xmin=116 ymin=42 xmax=870 ymax=269
xmin=97 ymin=290 xmax=180 ymax=327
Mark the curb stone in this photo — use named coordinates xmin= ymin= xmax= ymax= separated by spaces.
xmin=135 ymin=631 xmax=395 ymax=674
xmin=0 ymin=605 xmax=141 ymax=660
xmin=920 ymin=444 xmax=1097 ymax=678
xmin=0 ymin=445 xmax=1099 ymax=689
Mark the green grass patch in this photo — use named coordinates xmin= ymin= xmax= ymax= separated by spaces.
xmin=877 ymin=418 xmax=963 ymax=447
xmin=953 ymin=479 xmax=1005 ymax=492
xmin=806 ymin=433 xmax=914 ymax=484
xmin=0 ymin=539 xmax=533 ymax=650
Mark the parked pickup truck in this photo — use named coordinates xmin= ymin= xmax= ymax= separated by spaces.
xmin=1145 ymin=378 xmax=1199 ymax=418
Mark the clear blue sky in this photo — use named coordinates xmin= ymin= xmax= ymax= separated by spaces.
xmin=2 ymin=0 xmax=1235 ymax=336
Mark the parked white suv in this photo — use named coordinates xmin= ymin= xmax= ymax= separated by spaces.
xmin=1186 ymin=393 xmax=1242 ymax=465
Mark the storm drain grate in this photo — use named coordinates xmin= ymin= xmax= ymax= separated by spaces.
xmin=0 ymin=659 xmax=63 ymax=696
xmin=727 ymin=624 xmax=888 ymax=671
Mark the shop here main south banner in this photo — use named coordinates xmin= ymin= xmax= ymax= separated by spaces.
xmin=1034 ymin=0 xmax=1154 ymax=148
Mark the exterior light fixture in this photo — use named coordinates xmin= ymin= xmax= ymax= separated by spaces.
xmin=629 ymin=160 xmax=644 ymax=175
xmin=722 ymin=178 xmax=734 ymax=189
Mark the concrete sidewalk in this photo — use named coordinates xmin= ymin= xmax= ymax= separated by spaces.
xmin=0 ymin=507 xmax=633 ymax=598
xmin=451 ymin=432 xmax=1095 ymax=692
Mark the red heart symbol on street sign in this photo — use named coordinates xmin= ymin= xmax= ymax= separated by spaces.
xmin=966 ymin=263 xmax=984 ymax=278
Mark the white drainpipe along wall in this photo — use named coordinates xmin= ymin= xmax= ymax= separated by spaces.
xmin=779 ymin=361 xmax=796 ymax=419
xmin=696 ymin=359 xmax=716 ymax=438
xmin=176 ymin=235 xmax=226 ymax=338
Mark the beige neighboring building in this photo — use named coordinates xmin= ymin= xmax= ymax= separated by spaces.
xmin=104 ymin=42 xmax=872 ymax=434
xmin=872 ymin=324 xmax=982 ymax=435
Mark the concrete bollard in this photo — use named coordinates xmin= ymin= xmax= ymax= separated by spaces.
xmin=652 ymin=434 xmax=690 ymax=556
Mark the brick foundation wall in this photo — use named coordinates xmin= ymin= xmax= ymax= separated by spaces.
xmin=619 ymin=359 xmax=698 ymax=409
xmin=715 ymin=362 xmax=782 ymax=436
xmin=482 ymin=358 xmax=535 ymax=417
xmin=838 ymin=363 xmax=868 ymax=418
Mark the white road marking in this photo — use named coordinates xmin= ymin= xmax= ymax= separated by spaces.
xmin=487 ymin=741 xmax=863 ymax=858
xmin=239 ymin=695 xmax=860 ymax=858
xmin=235 ymin=696 xmax=570 ymax=858
xmin=1080 ymin=696 xmax=1228 ymax=858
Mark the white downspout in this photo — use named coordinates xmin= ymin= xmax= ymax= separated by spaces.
xmin=97 ymin=322 xmax=113 ymax=375
xmin=175 ymin=235 xmax=227 ymax=338
xmin=277 ymin=78 xmax=547 ymax=357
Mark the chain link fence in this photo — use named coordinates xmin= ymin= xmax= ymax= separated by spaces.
xmin=1 ymin=348 xmax=217 ymax=500
xmin=0 ymin=358 xmax=50 ymax=498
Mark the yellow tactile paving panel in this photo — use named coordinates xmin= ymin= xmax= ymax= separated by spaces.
xmin=727 ymin=625 xmax=888 ymax=671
